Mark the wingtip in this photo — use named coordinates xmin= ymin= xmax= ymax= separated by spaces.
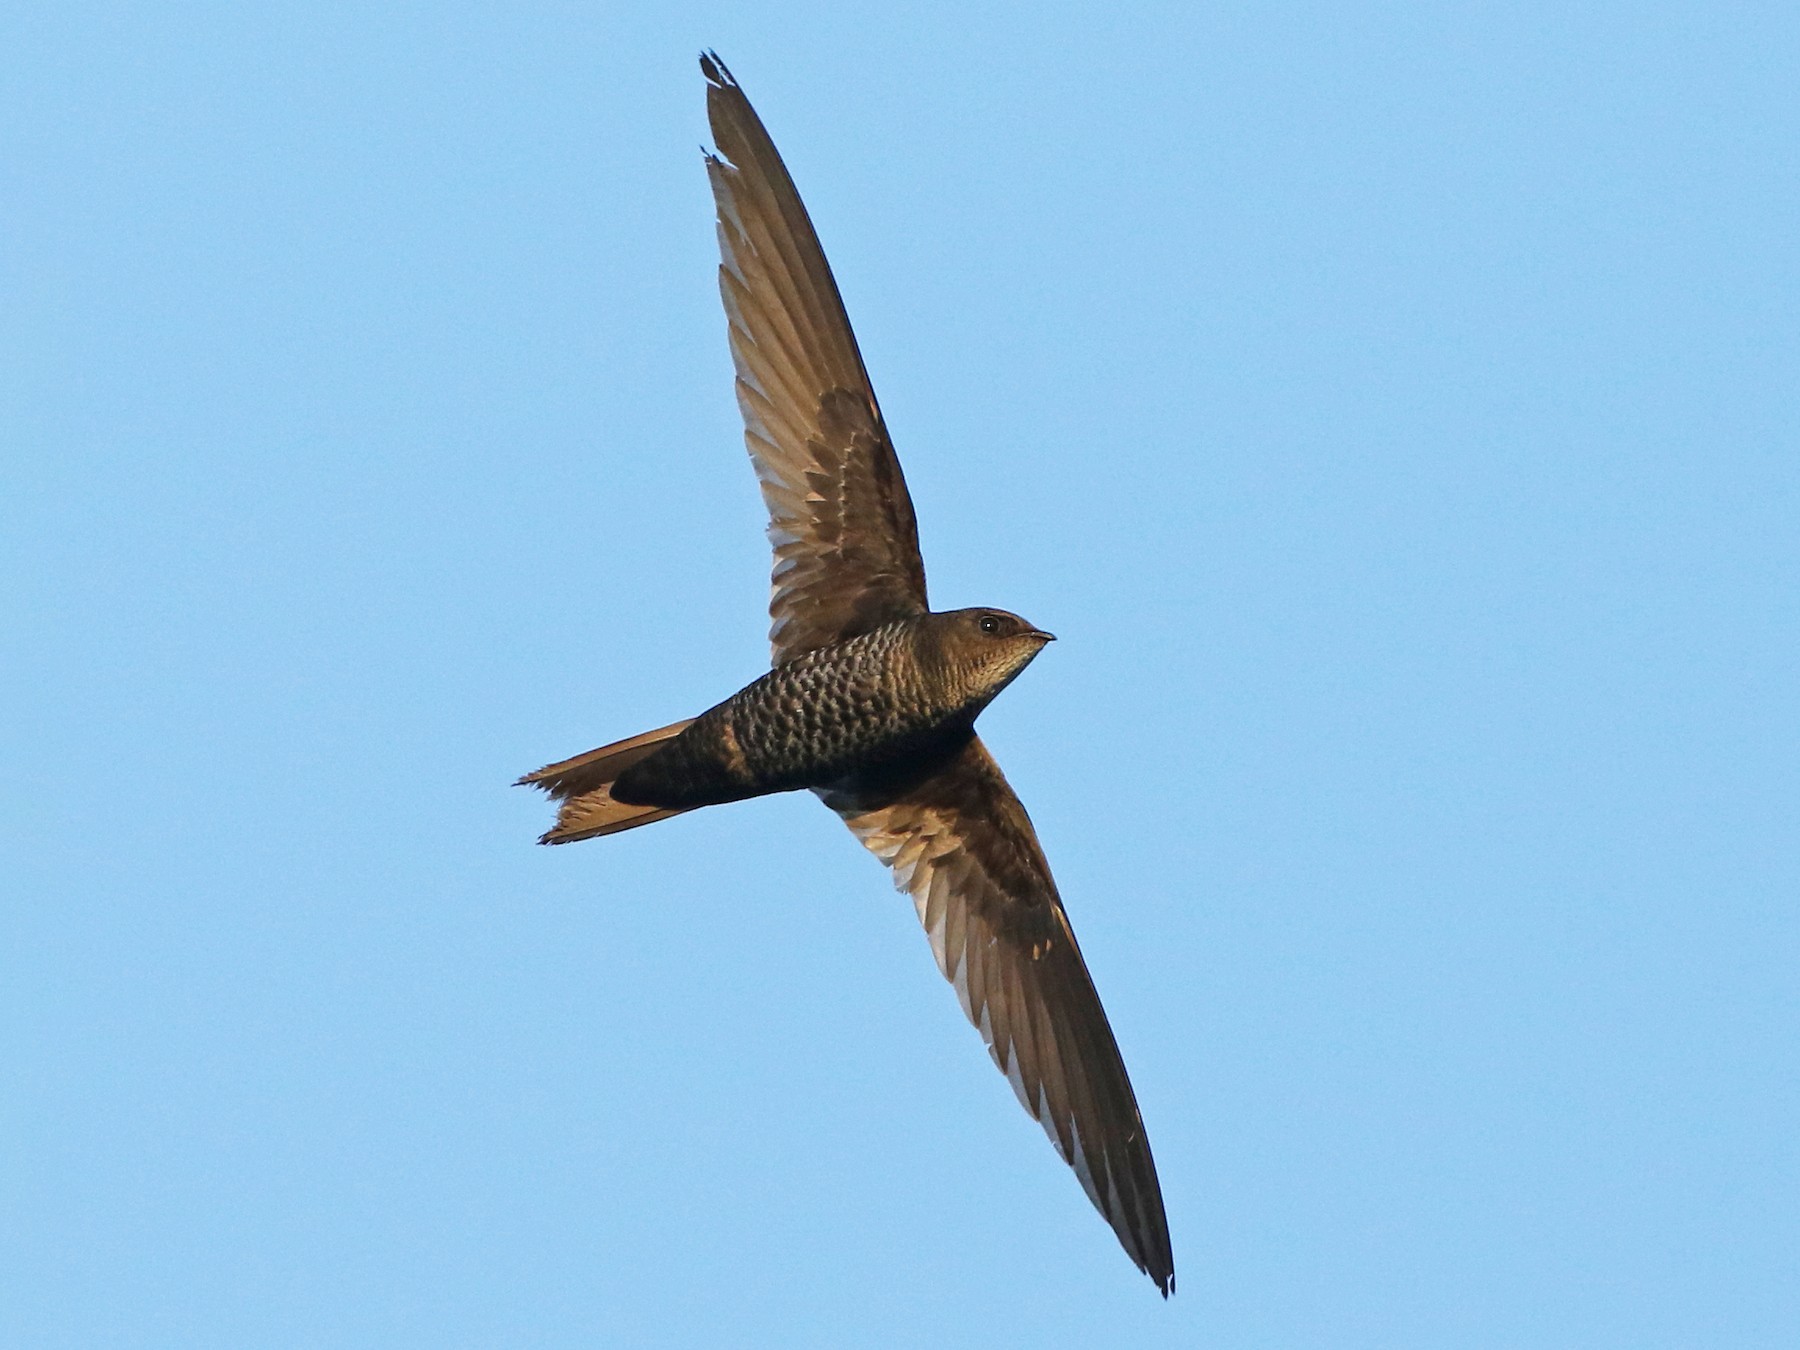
xmin=699 ymin=50 xmax=735 ymax=89
xmin=1144 ymin=1241 xmax=1175 ymax=1297
xmin=1141 ymin=1230 xmax=1175 ymax=1297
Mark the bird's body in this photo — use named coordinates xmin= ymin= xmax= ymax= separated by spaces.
xmin=614 ymin=610 xmax=1052 ymax=810
xmin=519 ymin=54 xmax=1176 ymax=1295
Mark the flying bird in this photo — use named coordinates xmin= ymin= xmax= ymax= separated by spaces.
xmin=519 ymin=52 xmax=1174 ymax=1295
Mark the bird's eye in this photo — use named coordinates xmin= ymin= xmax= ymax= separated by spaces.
xmin=979 ymin=614 xmax=1003 ymax=635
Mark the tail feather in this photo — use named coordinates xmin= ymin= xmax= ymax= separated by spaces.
xmin=517 ymin=718 xmax=696 ymax=844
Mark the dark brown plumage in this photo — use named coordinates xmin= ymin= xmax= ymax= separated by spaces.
xmin=518 ymin=53 xmax=1174 ymax=1295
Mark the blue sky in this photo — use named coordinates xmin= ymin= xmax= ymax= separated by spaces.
xmin=5 ymin=2 xmax=1797 ymax=1345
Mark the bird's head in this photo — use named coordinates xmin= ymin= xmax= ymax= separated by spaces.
xmin=919 ymin=607 xmax=1056 ymax=715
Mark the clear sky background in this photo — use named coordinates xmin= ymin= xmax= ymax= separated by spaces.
xmin=6 ymin=3 xmax=1797 ymax=1346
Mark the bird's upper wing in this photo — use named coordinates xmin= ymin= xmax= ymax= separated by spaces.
xmin=825 ymin=736 xmax=1176 ymax=1295
xmin=702 ymin=54 xmax=929 ymax=667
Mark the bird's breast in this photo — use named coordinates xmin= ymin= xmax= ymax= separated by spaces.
xmin=614 ymin=623 xmax=966 ymax=809
xmin=729 ymin=627 xmax=953 ymax=785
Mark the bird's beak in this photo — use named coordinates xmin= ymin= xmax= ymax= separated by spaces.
xmin=1028 ymin=630 xmax=1057 ymax=643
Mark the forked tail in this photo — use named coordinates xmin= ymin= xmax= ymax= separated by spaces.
xmin=515 ymin=718 xmax=696 ymax=844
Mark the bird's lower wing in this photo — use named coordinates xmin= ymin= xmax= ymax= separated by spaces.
xmin=823 ymin=737 xmax=1174 ymax=1294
